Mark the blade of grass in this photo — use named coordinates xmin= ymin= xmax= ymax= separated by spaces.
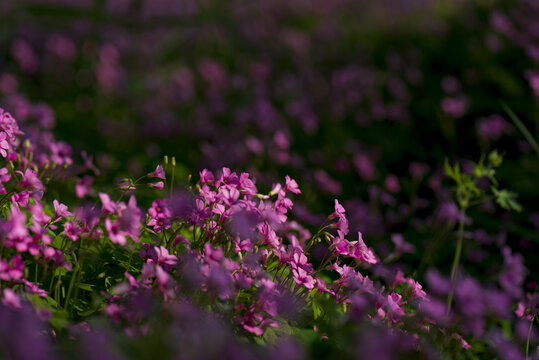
xmin=502 ymin=102 xmax=539 ymax=158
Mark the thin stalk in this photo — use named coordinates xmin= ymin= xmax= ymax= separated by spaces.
xmin=169 ymin=156 xmax=176 ymax=198
xmin=34 ymin=263 xmax=38 ymax=283
xmin=447 ymin=211 xmax=466 ymax=314
xmin=526 ymin=315 xmax=536 ymax=360
xmin=64 ymin=260 xmax=81 ymax=310
xmin=64 ymin=239 xmax=84 ymax=310
xmin=502 ymin=103 xmax=539 ymax=158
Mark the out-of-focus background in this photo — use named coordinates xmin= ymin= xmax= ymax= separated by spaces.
xmin=1 ymin=0 xmax=538 ymax=277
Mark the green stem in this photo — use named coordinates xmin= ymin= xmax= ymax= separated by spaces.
xmin=34 ymin=263 xmax=38 ymax=283
xmin=64 ymin=260 xmax=80 ymax=310
xmin=64 ymin=239 xmax=84 ymax=311
xmin=526 ymin=315 xmax=535 ymax=360
xmin=447 ymin=211 xmax=466 ymax=314
xmin=169 ymin=156 xmax=176 ymax=199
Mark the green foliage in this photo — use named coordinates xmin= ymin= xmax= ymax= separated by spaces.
xmin=444 ymin=150 xmax=521 ymax=212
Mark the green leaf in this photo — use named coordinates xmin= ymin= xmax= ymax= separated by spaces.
xmin=502 ymin=103 xmax=539 ymax=158
xmin=78 ymin=283 xmax=94 ymax=292
xmin=49 ymin=309 xmax=70 ymax=331
xmin=488 ymin=150 xmax=503 ymax=168
xmin=312 ymin=301 xmax=322 ymax=319
xmin=444 ymin=159 xmax=461 ymax=184
xmin=492 ymin=187 xmax=523 ymax=212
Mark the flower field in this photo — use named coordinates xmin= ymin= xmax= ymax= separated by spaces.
xmin=0 ymin=0 xmax=537 ymax=359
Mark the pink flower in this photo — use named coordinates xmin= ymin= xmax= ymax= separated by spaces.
xmin=441 ymin=95 xmax=469 ymax=118
xmin=238 ymin=306 xmax=279 ymax=336
xmin=147 ymin=199 xmax=171 ymax=232
xmin=515 ymin=302 xmax=527 ymax=318
xmin=11 ymin=191 xmax=29 ymax=207
xmin=387 ymin=293 xmax=406 ymax=322
xmin=76 ymin=175 xmax=93 ymax=198
xmin=315 ymin=276 xmax=335 ymax=295
xmin=0 ymin=132 xmax=9 ymax=157
xmin=149 ymin=181 xmax=164 ymax=190
xmin=64 ymin=221 xmax=82 ymax=241
xmin=0 ymin=255 xmax=24 ymax=281
xmin=452 ymin=333 xmax=472 ymax=350
xmin=155 ymin=265 xmax=172 ymax=290
xmin=284 ymin=175 xmax=301 ymax=194
xmin=204 ymin=243 xmax=224 ymax=264
xmin=99 ymin=193 xmax=117 ymax=214
xmin=29 ymin=202 xmax=51 ymax=225
xmin=218 ymin=186 xmax=240 ymax=205
xmin=53 ymin=199 xmax=72 ymax=219
xmin=384 ymin=174 xmax=400 ymax=193
xmin=105 ymin=218 xmax=126 ymax=245
xmin=292 ymin=267 xmax=315 ymax=289
xmin=329 ymin=229 xmax=351 ymax=256
xmin=6 ymin=209 xmax=28 ymax=240
xmin=49 ymin=141 xmax=73 ymax=166
xmin=238 ymin=172 xmax=257 ymax=196
xmin=114 ymin=196 xmax=141 ymax=242
xmin=199 ymin=169 xmax=215 ymax=184
xmin=22 ymin=279 xmax=47 ymax=297
xmin=391 ymin=233 xmax=415 ymax=255
xmin=150 ymin=165 xmax=165 ymax=179
xmin=331 ymin=199 xmax=348 ymax=234
xmin=0 ymin=168 xmax=10 ymax=194
xmin=141 ymin=245 xmax=178 ymax=271
xmin=350 ymin=232 xmax=377 ymax=264
xmin=2 ymin=289 xmax=21 ymax=309
xmin=16 ymin=169 xmax=44 ymax=191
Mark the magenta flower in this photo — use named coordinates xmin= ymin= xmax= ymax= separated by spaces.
xmin=2 ymin=289 xmax=21 ymax=309
xmin=330 ymin=229 xmax=351 ymax=256
xmin=148 ymin=181 xmax=164 ymax=190
xmin=204 ymin=243 xmax=224 ymax=264
xmin=113 ymin=196 xmax=141 ymax=242
xmin=53 ymin=199 xmax=72 ymax=219
xmin=391 ymin=233 xmax=415 ymax=255
xmin=0 ymin=168 xmax=10 ymax=194
xmin=292 ymin=267 xmax=315 ymax=289
xmin=384 ymin=174 xmax=400 ymax=193
xmin=16 ymin=169 xmax=44 ymax=191
xmin=150 ymin=165 xmax=166 ymax=179
xmin=218 ymin=186 xmax=240 ymax=205
xmin=22 ymin=280 xmax=47 ymax=297
xmin=0 ymin=132 xmax=9 ymax=157
xmin=284 ymin=175 xmax=301 ymax=194
xmin=29 ymin=202 xmax=51 ymax=226
xmin=0 ymin=109 xmax=23 ymax=140
xmin=199 ymin=169 xmax=215 ymax=184
xmin=11 ymin=191 xmax=29 ymax=207
xmin=99 ymin=193 xmax=118 ymax=214
xmin=476 ymin=114 xmax=513 ymax=141
xmin=441 ymin=95 xmax=469 ymax=118
xmin=315 ymin=276 xmax=335 ymax=295
xmin=350 ymin=232 xmax=377 ymax=264
xmin=238 ymin=305 xmax=279 ymax=336
xmin=141 ymin=245 xmax=178 ymax=271
xmin=64 ymin=221 xmax=82 ymax=241
xmin=147 ymin=199 xmax=172 ymax=232
xmin=75 ymin=175 xmax=93 ymax=198
xmin=6 ymin=209 xmax=28 ymax=240
xmin=0 ymin=255 xmax=24 ymax=281
xmin=49 ymin=141 xmax=73 ymax=166
xmin=386 ymin=293 xmax=406 ymax=322
xmin=331 ymin=199 xmax=349 ymax=234
xmin=238 ymin=172 xmax=257 ymax=196
xmin=105 ymin=218 xmax=126 ymax=245
xmin=234 ymin=271 xmax=254 ymax=289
